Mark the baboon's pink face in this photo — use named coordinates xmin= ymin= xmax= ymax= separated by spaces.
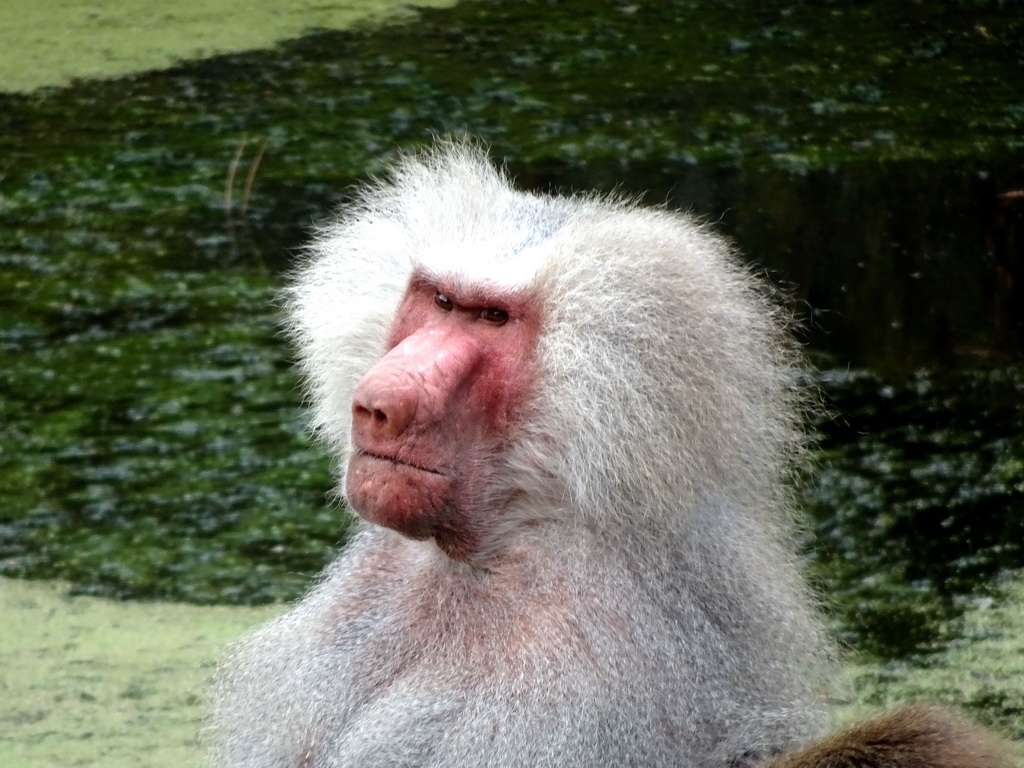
xmin=346 ymin=276 xmax=540 ymax=559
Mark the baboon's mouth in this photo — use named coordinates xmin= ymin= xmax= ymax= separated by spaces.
xmin=356 ymin=450 xmax=444 ymax=476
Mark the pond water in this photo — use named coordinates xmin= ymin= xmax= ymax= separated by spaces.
xmin=1 ymin=0 xmax=1022 ymax=659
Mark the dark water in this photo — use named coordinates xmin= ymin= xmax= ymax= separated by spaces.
xmin=1 ymin=0 xmax=1022 ymax=659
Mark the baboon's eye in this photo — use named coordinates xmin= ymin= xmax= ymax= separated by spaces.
xmin=434 ymin=293 xmax=454 ymax=311
xmin=480 ymin=308 xmax=509 ymax=326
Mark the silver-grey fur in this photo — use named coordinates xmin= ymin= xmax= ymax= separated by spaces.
xmin=208 ymin=142 xmax=833 ymax=767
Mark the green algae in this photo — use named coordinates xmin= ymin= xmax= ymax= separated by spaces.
xmin=1 ymin=0 xmax=461 ymax=93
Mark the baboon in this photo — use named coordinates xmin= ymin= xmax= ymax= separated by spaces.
xmin=209 ymin=143 xmax=1012 ymax=768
